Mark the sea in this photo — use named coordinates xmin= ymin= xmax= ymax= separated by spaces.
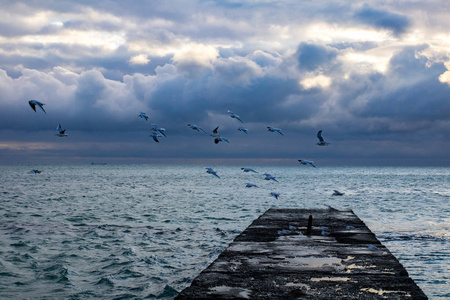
xmin=0 ymin=165 xmax=448 ymax=299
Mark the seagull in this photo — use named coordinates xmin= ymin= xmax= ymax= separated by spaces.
xmin=210 ymin=126 xmax=230 ymax=144
xmin=211 ymin=126 xmax=220 ymax=137
xmin=188 ymin=124 xmax=207 ymax=134
xmin=267 ymin=126 xmax=283 ymax=136
xmin=368 ymin=244 xmax=380 ymax=251
xmin=241 ymin=167 xmax=258 ymax=173
xmin=263 ymin=173 xmax=278 ymax=182
xmin=152 ymin=124 xmax=166 ymax=137
xmin=205 ymin=168 xmax=220 ymax=178
xmin=215 ymin=137 xmax=230 ymax=144
xmin=245 ymin=183 xmax=258 ymax=188
xmin=28 ymin=100 xmax=46 ymax=114
xmin=298 ymin=159 xmax=316 ymax=168
xmin=317 ymin=130 xmax=330 ymax=146
xmin=55 ymin=124 xmax=68 ymax=137
xmin=227 ymin=110 xmax=243 ymax=123
xmin=332 ymin=190 xmax=345 ymax=196
xmin=325 ymin=205 xmax=340 ymax=211
xmin=139 ymin=112 xmax=149 ymax=121
xmin=150 ymin=132 xmax=163 ymax=143
xmin=30 ymin=169 xmax=42 ymax=174
xmin=237 ymin=126 xmax=248 ymax=134
xmin=270 ymin=192 xmax=280 ymax=199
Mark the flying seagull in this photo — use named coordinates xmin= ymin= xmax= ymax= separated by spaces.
xmin=237 ymin=126 xmax=248 ymax=134
xmin=263 ymin=173 xmax=279 ymax=182
xmin=28 ymin=100 xmax=46 ymax=114
xmin=332 ymin=190 xmax=345 ymax=196
xmin=215 ymin=136 xmax=230 ymax=144
xmin=139 ymin=112 xmax=149 ymax=121
xmin=227 ymin=110 xmax=243 ymax=123
xmin=30 ymin=169 xmax=42 ymax=174
xmin=152 ymin=124 xmax=166 ymax=137
xmin=245 ymin=183 xmax=258 ymax=188
xmin=298 ymin=159 xmax=316 ymax=168
xmin=317 ymin=130 xmax=330 ymax=146
xmin=210 ymin=126 xmax=230 ymax=144
xmin=241 ymin=167 xmax=258 ymax=173
xmin=267 ymin=126 xmax=283 ymax=136
xmin=270 ymin=192 xmax=280 ymax=199
xmin=188 ymin=124 xmax=207 ymax=134
xmin=150 ymin=132 xmax=163 ymax=143
xmin=55 ymin=124 xmax=68 ymax=137
xmin=205 ymin=168 xmax=220 ymax=178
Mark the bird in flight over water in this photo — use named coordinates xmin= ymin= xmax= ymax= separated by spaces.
xmin=245 ymin=183 xmax=258 ymax=188
xmin=205 ymin=168 xmax=220 ymax=178
xmin=270 ymin=192 xmax=280 ymax=199
xmin=152 ymin=124 xmax=166 ymax=137
xmin=298 ymin=159 xmax=316 ymax=168
xmin=150 ymin=132 xmax=163 ymax=143
xmin=139 ymin=112 xmax=149 ymax=121
xmin=188 ymin=124 xmax=207 ymax=134
xmin=237 ymin=126 xmax=248 ymax=134
xmin=332 ymin=190 xmax=345 ymax=196
xmin=263 ymin=173 xmax=279 ymax=182
xmin=241 ymin=167 xmax=258 ymax=173
xmin=210 ymin=126 xmax=230 ymax=144
xmin=55 ymin=124 xmax=68 ymax=137
xmin=28 ymin=100 xmax=46 ymax=114
xmin=227 ymin=110 xmax=243 ymax=123
xmin=267 ymin=126 xmax=283 ymax=136
xmin=317 ymin=130 xmax=330 ymax=146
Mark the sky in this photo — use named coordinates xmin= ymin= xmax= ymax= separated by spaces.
xmin=1 ymin=0 xmax=449 ymax=166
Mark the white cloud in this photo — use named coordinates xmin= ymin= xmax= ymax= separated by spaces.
xmin=129 ymin=54 xmax=150 ymax=65
xmin=300 ymin=74 xmax=332 ymax=89
xmin=439 ymin=70 xmax=450 ymax=85
xmin=172 ymin=43 xmax=219 ymax=74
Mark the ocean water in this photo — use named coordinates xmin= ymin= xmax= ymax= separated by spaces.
xmin=0 ymin=165 xmax=448 ymax=299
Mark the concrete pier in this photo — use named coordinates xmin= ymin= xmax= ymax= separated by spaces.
xmin=176 ymin=208 xmax=427 ymax=299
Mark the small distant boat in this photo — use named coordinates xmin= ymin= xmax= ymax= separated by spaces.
xmin=91 ymin=162 xmax=107 ymax=165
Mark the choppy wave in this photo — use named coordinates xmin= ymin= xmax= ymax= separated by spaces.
xmin=0 ymin=165 xmax=448 ymax=299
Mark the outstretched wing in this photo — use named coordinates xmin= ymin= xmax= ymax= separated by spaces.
xmin=28 ymin=101 xmax=37 ymax=112
xmin=306 ymin=161 xmax=316 ymax=168
xmin=317 ymin=130 xmax=324 ymax=142
xmin=35 ymin=101 xmax=46 ymax=114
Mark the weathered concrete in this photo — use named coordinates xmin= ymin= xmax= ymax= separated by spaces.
xmin=176 ymin=208 xmax=427 ymax=299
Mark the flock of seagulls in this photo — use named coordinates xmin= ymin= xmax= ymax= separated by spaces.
xmin=27 ymin=100 xmax=344 ymax=197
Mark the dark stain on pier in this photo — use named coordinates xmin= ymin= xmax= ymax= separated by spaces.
xmin=176 ymin=208 xmax=427 ymax=299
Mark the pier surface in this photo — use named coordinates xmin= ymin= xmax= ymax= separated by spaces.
xmin=176 ymin=208 xmax=427 ymax=299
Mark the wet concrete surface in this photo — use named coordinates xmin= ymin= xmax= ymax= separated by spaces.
xmin=176 ymin=208 xmax=427 ymax=299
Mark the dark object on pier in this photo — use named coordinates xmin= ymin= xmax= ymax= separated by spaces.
xmin=176 ymin=208 xmax=427 ymax=299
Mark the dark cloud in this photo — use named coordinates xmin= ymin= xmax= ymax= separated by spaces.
xmin=355 ymin=5 xmax=411 ymax=36
xmin=296 ymin=43 xmax=338 ymax=72
xmin=0 ymin=1 xmax=449 ymax=165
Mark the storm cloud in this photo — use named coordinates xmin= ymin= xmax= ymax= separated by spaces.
xmin=1 ymin=1 xmax=449 ymax=165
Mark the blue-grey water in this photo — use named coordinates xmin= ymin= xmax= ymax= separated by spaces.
xmin=0 ymin=165 xmax=449 ymax=299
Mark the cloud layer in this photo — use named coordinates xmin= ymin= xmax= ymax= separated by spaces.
xmin=1 ymin=1 xmax=450 ymax=165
